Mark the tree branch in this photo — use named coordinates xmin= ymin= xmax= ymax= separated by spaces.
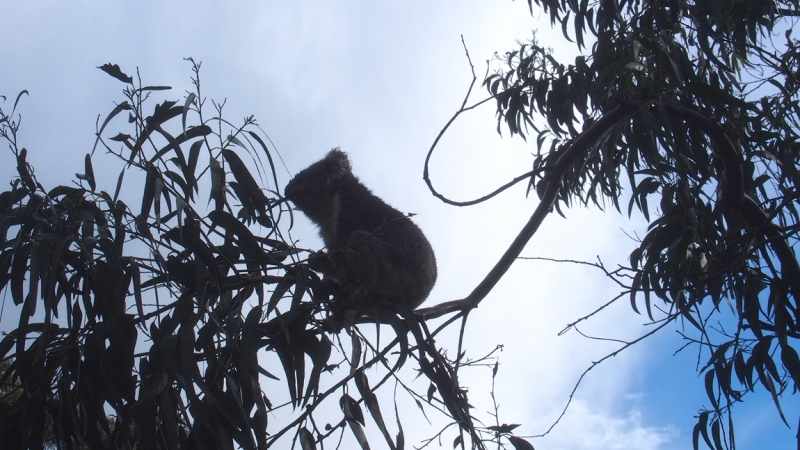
xmin=418 ymin=103 xmax=638 ymax=319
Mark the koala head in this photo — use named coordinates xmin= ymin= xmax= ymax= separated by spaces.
xmin=284 ymin=148 xmax=351 ymax=225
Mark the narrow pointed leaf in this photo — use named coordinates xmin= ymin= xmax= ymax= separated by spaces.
xmin=84 ymin=154 xmax=96 ymax=192
xmin=182 ymin=93 xmax=196 ymax=137
xmin=92 ymin=101 xmax=132 ymax=155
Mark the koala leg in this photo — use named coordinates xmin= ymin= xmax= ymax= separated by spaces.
xmin=329 ymin=230 xmax=399 ymax=308
xmin=307 ymin=250 xmax=334 ymax=274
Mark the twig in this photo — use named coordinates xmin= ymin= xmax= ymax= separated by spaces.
xmin=533 ymin=317 xmax=674 ymax=438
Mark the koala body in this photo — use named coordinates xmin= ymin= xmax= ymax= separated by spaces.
xmin=284 ymin=149 xmax=437 ymax=314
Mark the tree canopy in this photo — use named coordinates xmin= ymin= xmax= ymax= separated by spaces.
xmin=423 ymin=0 xmax=800 ymax=448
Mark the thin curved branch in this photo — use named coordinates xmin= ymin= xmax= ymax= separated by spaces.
xmin=432 ymin=168 xmax=549 ymax=207
xmin=423 ymin=36 xmax=526 ymax=207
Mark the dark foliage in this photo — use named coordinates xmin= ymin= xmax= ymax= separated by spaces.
xmin=0 ymin=60 xmax=528 ymax=450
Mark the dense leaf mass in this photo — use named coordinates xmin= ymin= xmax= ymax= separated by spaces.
xmin=483 ymin=0 xmax=800 ymax=447
xmin=0 ymin=61 xmax=302 ymax=449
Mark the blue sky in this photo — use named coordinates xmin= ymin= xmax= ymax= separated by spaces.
xmin=1 ymin=1 xmax=796 ymax=448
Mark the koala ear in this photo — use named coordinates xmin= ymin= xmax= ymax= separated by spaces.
xmin=326 ymin=148 xmax=352 ymax=181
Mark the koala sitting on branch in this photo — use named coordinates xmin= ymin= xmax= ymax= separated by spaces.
xmin=284 ymin=148 xmax=437 ymax=316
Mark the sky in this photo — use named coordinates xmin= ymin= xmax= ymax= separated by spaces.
xmin=1 ymin=1 xmax=796 ymax=449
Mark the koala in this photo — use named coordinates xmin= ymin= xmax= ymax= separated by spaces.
xmin=284 ymin=148 xmax=437 ymax=315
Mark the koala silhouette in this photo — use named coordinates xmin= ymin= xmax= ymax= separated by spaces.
xmin=284 ymin=149 xmax=436 ymax=315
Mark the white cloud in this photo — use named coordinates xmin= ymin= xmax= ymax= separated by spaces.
xmin=542 ymin=401 xmax=678 ymax=450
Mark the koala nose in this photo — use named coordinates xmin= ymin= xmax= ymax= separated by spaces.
xmin=284 ymin=182 xmax=296 ymax=200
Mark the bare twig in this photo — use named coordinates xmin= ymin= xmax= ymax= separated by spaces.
xmin=533 ymin=317 xmax=675 ymax=438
